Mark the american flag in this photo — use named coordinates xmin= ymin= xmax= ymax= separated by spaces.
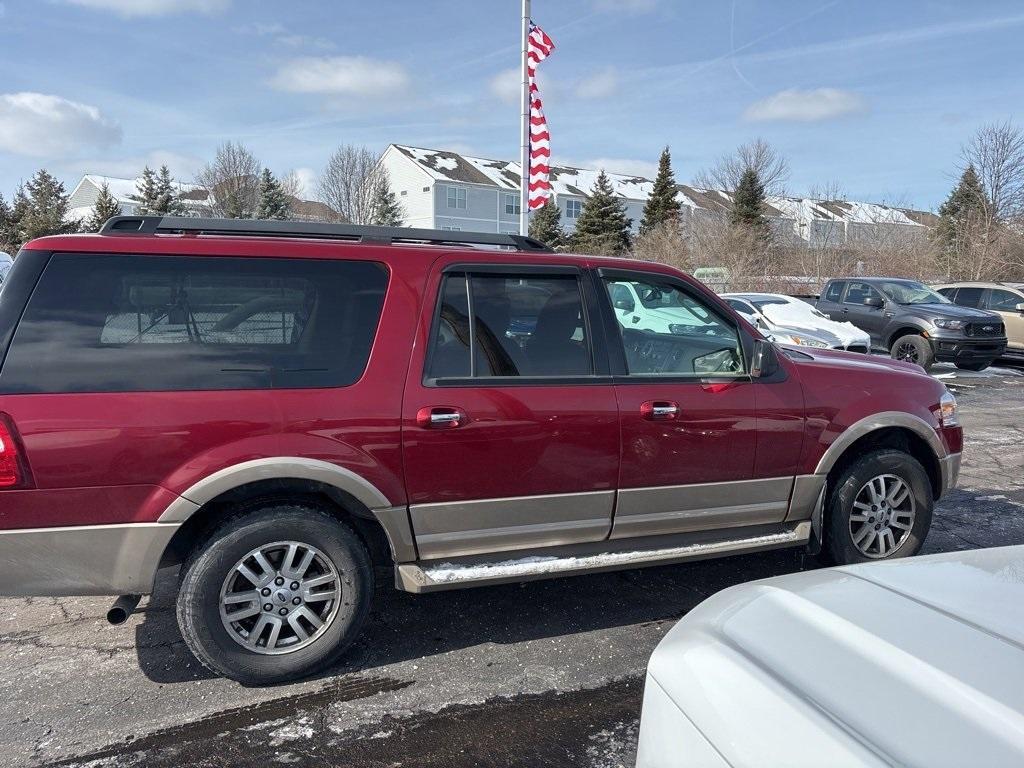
xmin=526 ymin=21 xmax=555 ymax=210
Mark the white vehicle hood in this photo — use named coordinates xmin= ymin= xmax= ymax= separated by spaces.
xmin=646 ymin=546 xmax=1024 ymax=767
xmin=761 ymin=301 xmax=869 ymax=348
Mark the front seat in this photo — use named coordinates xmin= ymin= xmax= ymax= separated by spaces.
xmin=525 ymin=291 xmax=590 ymax=375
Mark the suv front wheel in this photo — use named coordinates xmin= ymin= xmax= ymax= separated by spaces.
xmin=177 ymin=504 xmax=372 ymax=685
xmin=824 ymin=449 xmax=933 ymax=565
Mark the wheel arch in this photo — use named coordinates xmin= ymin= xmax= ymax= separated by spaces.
xmin=885 ymin=324 xmax=928 ymax=349
xmin=815 ymin=414 xmax=944 ymax=502
xmin=156 ymin=458 xmax=416 ymax=571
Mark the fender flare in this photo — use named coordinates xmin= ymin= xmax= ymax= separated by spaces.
xmin=158 ymin=457 xmax=416 ymax=562
xmin=813 ymin=411 xmax=945 ymax=477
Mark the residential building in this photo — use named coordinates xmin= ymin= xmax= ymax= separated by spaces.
xmin=378 ymin=144 xmax=937 ymax=247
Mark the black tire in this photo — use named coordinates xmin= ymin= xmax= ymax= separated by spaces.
xmin=177 ymin=504 xmax=372 ymax=685
xmin=890 ymin=334 xmax=935 ymax=371
xmin=955 ymin=361 xmax=989 ymax=372
xmin=823 ymin=449 xmax=933 ymax=566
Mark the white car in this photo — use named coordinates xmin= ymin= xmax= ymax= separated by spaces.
xmin=723 ymin=292 xmax=870 ymax=353
xmin=609 ymin=281 xmax=738 ymax=338
xmin=0 ymin=252 xmax=12 ymax=286
xmin=636 ymin=545 xmax=1024 ymax=767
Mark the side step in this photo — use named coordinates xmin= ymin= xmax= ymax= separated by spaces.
xmin=395 ymin=522 xmax=811 ymax=593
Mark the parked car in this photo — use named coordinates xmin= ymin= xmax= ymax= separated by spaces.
xmin=0 ymin=216 xmax=962 ymax=684
xmin=636 ymin=544 xmax=1024 ymax=767
xmin=933 ymin=282 xmax=1024 ymax=365
xmin=0 ymin=251 xmax=12 ymax=286
xmin=722 ymin=292 xmax=870 ymax=352
xmin=816 ymin=277 xmax=1007 ymax=371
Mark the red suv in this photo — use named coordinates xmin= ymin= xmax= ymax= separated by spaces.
xmin=0 ymin=217 xmax=963 ymax=684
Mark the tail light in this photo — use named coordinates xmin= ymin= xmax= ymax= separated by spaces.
xmin=0 ymin=414 xmax=32 ymax=489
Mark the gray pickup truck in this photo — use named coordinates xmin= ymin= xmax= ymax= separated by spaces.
xmin=816 ymin=277 xmax=1007 ymax=371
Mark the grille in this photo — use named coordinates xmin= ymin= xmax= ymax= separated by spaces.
xmin=965 ymin=321 xmax=1004 ymax=338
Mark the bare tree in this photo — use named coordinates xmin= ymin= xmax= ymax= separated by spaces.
xmin=279 ymin=170 xmax=305 ymax=202
xmin=630 ymin=219 xmax=690 ymax=270
xmin=195 ymin=142 xmax=261 ymax=219
xmin=694 ymin=138 xmax=790 ymax=195
xmin=317 ymin=145 xmax=381 ymax=224
xmin=961 ymin=121 xmax=1024 ymax=224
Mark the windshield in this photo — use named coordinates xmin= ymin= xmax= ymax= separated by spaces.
xmin=877 ymin=280 xmax=951 ymax=305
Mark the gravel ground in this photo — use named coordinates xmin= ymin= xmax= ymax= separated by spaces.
xmin=1 ymin=367 xmax=1022 ymax=767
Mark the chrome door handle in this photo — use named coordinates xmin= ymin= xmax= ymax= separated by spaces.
xmin=641 ymin=401 xmax=679 ymax=420
xmin=415 ymin=407 xmax=466 ymax=429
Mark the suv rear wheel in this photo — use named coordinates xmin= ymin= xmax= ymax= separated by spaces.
xmin=890 ymin=334 xmax=934 ymax=371
xmin=824 ymin=449 xmax=933 ymax=565
xmin=177 ymin=504 xmax=372 ymax=685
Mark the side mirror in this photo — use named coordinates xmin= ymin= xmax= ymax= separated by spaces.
xmin=864 ymin=296 xmax=884 ymax=308
xmin=1016 ymin=303 xmax=1024 ymax=314
xmin=751 ymin=339 xmax=768 ymax=378
xmin=613 ymin=297 xmax=635 ymax=313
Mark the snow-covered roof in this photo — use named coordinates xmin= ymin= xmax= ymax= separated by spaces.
xmin=391 ymin=144 xmax=652 ymax=199
xmin=388 ymin=144 xmax=936 ymax=234
xmin=80 ymin=174 xmax=206 ymax=203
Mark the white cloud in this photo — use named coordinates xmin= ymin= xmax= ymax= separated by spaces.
xmin=234 ymin=22 xmax=333 ymax=50
xmin=270 ymin=56 xmax=410 ymax=97
xmin=489 ymin=67 xmax=521 ymax=104
xmin=288 ymin=167 xmax=317 ymax=199
xmin=575 ymin=67 xmax=619 ymax=100
xmin=744 ymin=88 xmax=867 ymax=122
xmin=64 ymin=0 xmax=229 ymax=16
xmin=0 ymin=92 xmax=121 ymax=158
xmin=594 ymin=0 xmax=657 ymax=13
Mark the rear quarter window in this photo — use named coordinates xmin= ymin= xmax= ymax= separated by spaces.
xmin=0 ymin=253 xmax=388 ymax=393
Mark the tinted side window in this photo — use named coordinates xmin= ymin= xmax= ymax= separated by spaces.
xmin=426 ymin=272 xmax=593 ymax=380
xmin=844 ymin=281 xmax=880 ymax=305
xmin=0 ymin=253 xmax=388 ymax=393
xmin=603 ymin=277 xmax=744 ymax=377
xmin=986 ymin=289 xmax=1022 ymax=311
xmin=823 ymin=281 xmax=844 ymax=302
xmin=953 ymin=287 xmax=984 ymax=308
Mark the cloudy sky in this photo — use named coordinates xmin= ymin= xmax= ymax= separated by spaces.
xmin=1 ymin=0 xmax=1022 ymax=209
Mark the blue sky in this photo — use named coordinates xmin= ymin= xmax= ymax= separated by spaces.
xmin=1 ymin=0 xmax=1022 ymax=209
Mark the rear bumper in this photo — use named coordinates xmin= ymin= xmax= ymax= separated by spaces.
xmin=0 ymin=523 xmax=179 ymax=597
xmin=940 ymin=452 xmax=962 ymax=496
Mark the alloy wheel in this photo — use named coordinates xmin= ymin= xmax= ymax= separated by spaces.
xmin=894 ymin=342 xmax=920 ymax=364
xmin=218 ymin=540 xmax=341 ymax=655
xmin=849 ymin=474 xmax=916 ymax=558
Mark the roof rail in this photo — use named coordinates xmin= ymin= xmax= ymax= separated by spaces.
xmin=99 ymin=216 xmax=553 ymax=253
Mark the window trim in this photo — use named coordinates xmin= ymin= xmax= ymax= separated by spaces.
xmin=422 ymin=264 xmax=611 ymax=387
xmin=595 ymin=267 xmax=755 ymax=383
xmin=503 ymin=193 xmax=521 ymax=216
xmin=565 ymin=199 xmax=582 ymax=219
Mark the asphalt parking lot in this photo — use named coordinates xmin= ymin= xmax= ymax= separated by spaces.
xmin=2 ymin=364 xmax=1023 ymax=768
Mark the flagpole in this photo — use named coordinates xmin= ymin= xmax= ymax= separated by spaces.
xmin=519 ymin=0 xmax=531 ymax=235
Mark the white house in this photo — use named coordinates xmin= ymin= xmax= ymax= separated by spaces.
xmin=66 ymin=175 xmax=210 ymax=222
xmin=378 ymin=143 xmax=936 ymax=246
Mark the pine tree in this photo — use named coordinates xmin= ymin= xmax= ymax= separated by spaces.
xmin=86 ymin=182 xmax=123 ymax=232
xmin=639 ymin=146 xmax=682 ymax=235
xmin=132 ymin=166 xmax=160 ymax=214
xmin=256 ymin=168 xmax=291 ymax=220
xmin=0 ymin=193 xmax=15 ymax=254
xmin=528 ymin=198 xmax=565 ymax=248
xmin=730 ymin=168 xmax=769 ymax=240
xmin=368 ymin=172 xmax=404 ymax=226
xmin=935 ymin=165 xmax=991 ymax=280
xmin=19 ymin=170 xmax=80 ymax=243
xmin=153 ymin=165 xmax=187 ymax=215
xmin=570 ymin=170 xmax=632 ymax=255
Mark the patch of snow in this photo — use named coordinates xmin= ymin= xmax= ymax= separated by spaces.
xmin=268 ymin=718 xmax=315 ymax=747
xmin=757 ymin=299 xmax=869 ymax=348
xmin=423 ymin=531 xmax=801 ymax=584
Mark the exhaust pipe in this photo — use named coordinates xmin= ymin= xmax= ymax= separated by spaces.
xmin=107 ymin=594 xmax=141 ymax=625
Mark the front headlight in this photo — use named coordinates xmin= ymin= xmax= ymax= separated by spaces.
xmin=790 ymin=336 xmax=828 ymax=348
xmin=934 ymin=318 xmax=964 ymax=330
xmin=939 ymin=390 xmax=959 ymax=427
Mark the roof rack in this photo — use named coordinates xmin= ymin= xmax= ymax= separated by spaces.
xmin=99 ymin=216 xmax=552 ymax=253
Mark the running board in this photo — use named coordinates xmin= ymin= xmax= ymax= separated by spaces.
xmin=395 ymin=522 xmax=811 ymax=593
